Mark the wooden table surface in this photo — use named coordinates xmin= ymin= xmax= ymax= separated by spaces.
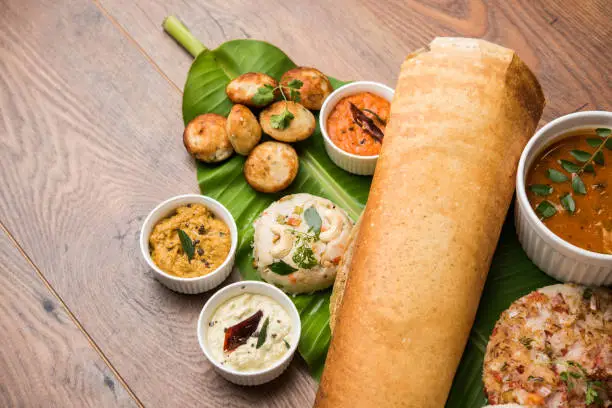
xmin=1 ymin=0 xmax=610 ymax=406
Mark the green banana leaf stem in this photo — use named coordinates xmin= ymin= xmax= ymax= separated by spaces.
xmin=163 ymin=16 xmax=207 ymax=58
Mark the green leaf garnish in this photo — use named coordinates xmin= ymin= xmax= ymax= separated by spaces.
xmin=583 ymin=287 xmax=593 ymax=300
xmin=596 ymin=127 xmax=611 ymax=137
xmin=583 ymin=164 xmax=595 ymax=173
xmin=287 ymin=79 xmax=303 ymax=102
xmin=304 ymin=206 xmax=322 ymax=234
xmin=529 ymin=184 xmax=553 ymax=196
xmin=268 ymin=260 xmax=297 ymax=275
xmin=560 ymin=193 xmax=576 ymax=214
xmin=547 ymin=168 xmax=568 ymax=183
xmin=283 ymin=339 xmax=291 ymax=349
xmin=586 ymin=380 xmax=603 ymax=405
xmin=559 ymin=159 xmax=580 ymax=173
xmin=572 ymin=174 xmax=586 ymax=195
xmin=519 ymin=336 xmax=534 ymax=349
xmin=252 ymin=84 xmax=275 ymax=106
xmin=594 ymin=150 xmax=605 ymax=165
xmin=256 ymin=317 xmax=269 ymax=349
xmin=270 ymin=107 xmax=295 ymax=129
xmin=536 ymin=201 xmax=557 ymax=219
xmin=293 ymin=244 xmax=318 ymax=269
xmin=570 ymin=149 xmax=591 ymax=162
xmin=587 ymin=137 xmax=603 ymax=148
xmin=177 ymin=229 xmax=195 ymax=261
xmin=287 ymin=79 xmax=303 ymax=89
xmin=363 ymin=108 xmax=386 ymax=125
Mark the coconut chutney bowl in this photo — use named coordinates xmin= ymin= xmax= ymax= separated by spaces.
xmin=197 ymin=281 xmax=301 ymax=386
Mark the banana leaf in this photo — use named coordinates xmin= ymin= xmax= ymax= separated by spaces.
xmin=166 ymin=17 xmax=558 ymax=406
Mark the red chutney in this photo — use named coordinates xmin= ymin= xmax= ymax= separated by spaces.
xmin=326 ymin=92 xmax=390 ymax=156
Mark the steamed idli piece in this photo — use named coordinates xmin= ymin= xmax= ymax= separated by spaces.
xmin=183 ymin=113 xmax=233 ymax=163
xmin=243 ymin=141 xmax=298 ymax=193
xmin=280 ymin=67 xmax=333 ymax=110
xmin=259 ymin=101 xmax=316 ymax=142
xmin=226 ymin=72 xmax=278 ymax=108
xmin=226 ymin=104 xmax=261 ymax=155
xmin=253 ymin=193 xmax=353 ymax=293
xmin=483 ymin=284 xmax=611 ymax=407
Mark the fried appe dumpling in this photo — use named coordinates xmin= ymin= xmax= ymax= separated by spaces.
xmin=280 ymin=67 xmax=332 ymax=110
xmin=244 ymin=141 xmax=298 ymax=193
xmin=226 ymin=104 xmax=261 ymax=155
xmin=259 ymin=101 xmax=316 ymax=142
xmin=183 ymin=113 xmax=233 ymax=163
xmin=226 ymin=72 xmax=278 ymax=108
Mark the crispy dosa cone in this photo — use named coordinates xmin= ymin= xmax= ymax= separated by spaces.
xmin=316 ymin=38 xmax=544 ymax=408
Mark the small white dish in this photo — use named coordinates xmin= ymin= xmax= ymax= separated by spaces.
xmin=515 ymin=111 xmax=612 ymax=286
xmin=140 ymin=194 xmax=238 ymax=294
xmin=319 ymin=81 xmax=394 ymax=175
xmin=197 ymin=281 xmax=301 ymax=386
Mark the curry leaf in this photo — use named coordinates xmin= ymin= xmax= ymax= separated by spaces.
xmin=547 ymin=168 xmax=568 ymax=183
xmin=572 ymin=174 xmax=587 ymax=195
xmin=560 ymin=193 xmax=576 ymax=214
xmin=594 ymin=151 xmax=605 ymax=165
xmin=529 ymin=184 xmax=553 ymax=196
xmin=177 ymin=229 xmax=195 ymax=260
xmin=570 ymin=150 xmax=591 ymax=162
xmin=256 ymin=317 xmax=270 ymax=349
xmin=587 ymin=138 xmax=603 ymax=148
xmin=304 ymin=206 xmax=322 ymax=234
xmin=559 ymin=159 xmax=580 ymax=173
xmin=596 ymin=127 xmax=611 ymax=137
xmin=268 ymin=260 xmax=297 ymax=275
xmin=536 ymin=201 xmax=557 ymax=219
xmin=363 ymin=108 xmax=386 ymax=124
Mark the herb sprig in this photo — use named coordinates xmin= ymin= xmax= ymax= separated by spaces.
xmin=535 ymin=127 xmax=610 ymax=219
xmin=253 ymin=80 xmax=304 ymax=130
xmin=559 ymin=361 xmax=603 ymax=405
xmin=267 ymin=207 xmax=322 ymax=274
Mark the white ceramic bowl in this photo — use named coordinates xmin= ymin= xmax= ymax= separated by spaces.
xmin=319 ymin=81 xmax=394 ymax=175
xmin=515 ymin=111 xmax=612 ymax=286
xmin=197 ymin=281 xmax=301 ymax=386
xmin=140 ymin=194 xmax=238 ymax=294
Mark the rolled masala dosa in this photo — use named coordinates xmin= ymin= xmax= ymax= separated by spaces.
xmin=316 ymin=38 xmax=544 ymax=408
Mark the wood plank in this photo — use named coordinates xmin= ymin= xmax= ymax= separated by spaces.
xmin=94 ymin=0 xmax=402 ymax=88
xmin=96 ymin=0 xmax=611 ymax=123
xmin=0 ymin=227 xmax=137 ymax=407
xmin=0 ymin=0 xmax=315 ymax=406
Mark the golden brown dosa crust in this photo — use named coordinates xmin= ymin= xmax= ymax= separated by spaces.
xmin=315 ymin=38 xmax=544 ymax=408
xmin=329 ymin=215 xmax=361 ymax=333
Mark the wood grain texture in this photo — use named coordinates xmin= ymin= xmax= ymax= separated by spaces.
xmin=0 ymin=0 xmax=314 ymax=406
xmin=97 ymin=0 xmax=611 ymax=123
xmin=0 ymin=227 xmax=137 ymax=407
xmin=1 ymin=0 xmax=611 ymax=406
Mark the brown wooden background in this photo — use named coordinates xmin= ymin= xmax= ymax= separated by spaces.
xmin=1 ymin=0 xmax=610 ymax=406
